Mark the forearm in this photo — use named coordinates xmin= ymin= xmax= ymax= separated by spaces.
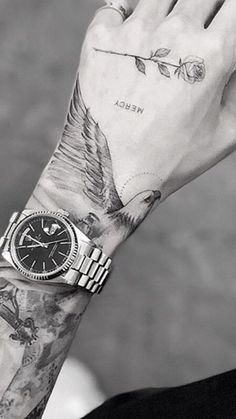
xmin=0 ymin=74 xmax=123 ymax=418
xmin=0 ymin=179 xmax=93 ymax=418
xmin=0 ymin=264 xmax=90 ymax=418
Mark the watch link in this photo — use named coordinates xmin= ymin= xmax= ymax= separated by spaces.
xmin=0 ymin=209 xmax=112 ymax=294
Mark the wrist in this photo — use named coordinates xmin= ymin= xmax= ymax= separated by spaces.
xmin=27 ymin=168 xmax=125 ymax=256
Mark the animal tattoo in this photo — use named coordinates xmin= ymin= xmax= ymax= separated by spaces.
xmin=0 ymin=73 xmax=161 ymax=417
xmin=44 ymin=75 xmax=162 ymax=247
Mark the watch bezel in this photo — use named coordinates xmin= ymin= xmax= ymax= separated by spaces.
xmin=10 ymin=211 xmax=78 ymax=281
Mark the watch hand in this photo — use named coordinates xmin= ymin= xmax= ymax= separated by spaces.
xmin=16 ymin=244 xmax=44 ymax=249
xmin=26 ymin=235 xmax=47 ymax=248
xmin=43 ymin=239 xmax=70 ymax=246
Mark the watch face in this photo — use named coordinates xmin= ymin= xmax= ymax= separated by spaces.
xmin=11 ymin=213 xmax=77 ymax=279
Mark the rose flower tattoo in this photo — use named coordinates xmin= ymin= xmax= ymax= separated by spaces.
xmin=94 ymin=47 xmax=206 ymax=84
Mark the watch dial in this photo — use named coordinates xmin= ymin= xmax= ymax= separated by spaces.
xmin=12 ymin=215 xmax=74 ymax=275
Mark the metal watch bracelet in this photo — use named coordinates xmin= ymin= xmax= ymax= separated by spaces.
xmin=64 ymin=242 xmax=112 ymax=294
xmin=0 ymin=211 xmax=112 ymax=295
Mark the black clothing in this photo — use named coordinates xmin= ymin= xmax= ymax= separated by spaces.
xmin=83 ymin=370 xmax=236 ymax=418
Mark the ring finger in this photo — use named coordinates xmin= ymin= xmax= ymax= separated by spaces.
xmin=91 ymin=0 xmax=133 ymax=27
xmin=169 ymin=0 xmax=224 ymax=27
xmin=132 ymin=0 xmax=177 ymax=25
xmin=208 ymin=0 xmax=236 ymax=36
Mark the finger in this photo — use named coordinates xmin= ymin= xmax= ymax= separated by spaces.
xmin=132 ymin=0 xmax=176 ymax=25
xmin=217 ymin=107 xmax=236 ymax=157
xmin=208 ymin=0 xmax=236 ymax=35
xmin=222 ymin=71 xmax=236 ymax=116
xmin=169 ymin=0 xmax=224 ymax=26
xmin=91 ymin=0 xmax=132 ymax=27
xmin=216 ymin=71 xmax=236 ymax=153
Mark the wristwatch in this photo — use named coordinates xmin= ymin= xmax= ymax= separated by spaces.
xmin=0 ymin=209 xmax=112 ymax=294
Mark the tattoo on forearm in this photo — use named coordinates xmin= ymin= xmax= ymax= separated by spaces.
xmin=44 ymin=74 xmax=161 ymax=248
xmin=0 ymin=283 xmax=38 ymax=345
xmin=94 ymin=47 xmax=206 ymax=84
xmin=0 ymin=267 xmax=89 ymax=418
xmin=25 ymin=394 xmax=51 ymax=419
xmin=0 ymin=73 xmax=161 ymax=418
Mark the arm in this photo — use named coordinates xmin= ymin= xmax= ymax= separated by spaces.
xmin=1 ymin=0 xmax=236 ymax=417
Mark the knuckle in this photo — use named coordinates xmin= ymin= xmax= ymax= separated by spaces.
xmin=207 ymin=35 xmax=224 ymax=55
xmin=85 ymin=23 xmax=110 ymax=46
xmin=206 ymin=35 xmax=233 ymax=71
xmin=124 ymin=17 xmax=148 ymax=37
xmin=166 ymin=14 xmax=191 ymax=34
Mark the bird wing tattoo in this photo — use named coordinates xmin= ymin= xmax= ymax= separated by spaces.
xmin=52 ymin=75 xmax=123 ymax=214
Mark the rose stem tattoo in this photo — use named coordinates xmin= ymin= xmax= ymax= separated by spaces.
xmin=94 ymin=47 xmax=206 ymax=84
xmin=0 ymin=74 xmax=161 ymax=418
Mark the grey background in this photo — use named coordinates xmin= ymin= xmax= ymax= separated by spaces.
xmin=1 ymin=0 xmax=236 ymax=398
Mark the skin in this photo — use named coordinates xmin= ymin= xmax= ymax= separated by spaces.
xmin=1 ymin=0 xmax=236 ymax=417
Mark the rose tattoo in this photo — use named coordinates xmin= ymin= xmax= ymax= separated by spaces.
xmin=94 ymin=47 xmax=206 ymax=84
xmin=175 ymin=56 xmax=206 ymax=84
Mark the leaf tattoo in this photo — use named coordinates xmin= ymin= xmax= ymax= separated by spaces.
xmin=153 ymin=48 xmax=171 ymax=58
xmin=135 ymin=57 xmax=146 ymax=75
xmin=94 ymin=47 xmax=206 ymax=84
xmin=157 ymin=63 xmax=171 ymax=79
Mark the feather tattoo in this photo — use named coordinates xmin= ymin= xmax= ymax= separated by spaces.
xmin=45 ymin=75 xmax=161 ymax=245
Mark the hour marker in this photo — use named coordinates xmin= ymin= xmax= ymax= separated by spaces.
xmin=52 ymin=258 xmax=58 ymax=267
xmin=58 ymin=251 xmax=67 ymax=257
xmin=43 ymin=262 xmax=46 ymax=271
xmin=41 ymin=219 xmax=44 ymax=229
xmin=30 ymin=260 xmax=36 ymax=270
xmin=21 ymin=254 xmax=30 ymax=262
xmin=57 ymin=229 xmax=66 ymax=236
xmin=29 ymin=224 xmax=35 ymax=232
xmin=60 ymin=242 xmax=70 ymax=245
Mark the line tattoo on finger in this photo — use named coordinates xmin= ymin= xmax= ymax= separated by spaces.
xmin=94 ymin=47 xmax=206 ymax=84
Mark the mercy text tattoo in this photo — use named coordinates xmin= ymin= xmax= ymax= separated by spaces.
xmin=94 ymin=47 xmax=206 ymax=84
xmin=114 ymin=100 xmax=144 ymax=115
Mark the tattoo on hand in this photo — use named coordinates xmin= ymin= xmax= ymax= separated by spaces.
xmin=94 ymin=47 xmax=206 ymax=84
xmin=115 ymin=100 xmax=144 ymax=114
xmin=0 ymin=70 xmax=162 ymax=418
xmin=46 ymin=75 xmax=161 ymax=247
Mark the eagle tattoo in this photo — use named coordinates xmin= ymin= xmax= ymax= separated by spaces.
xmin=44 ymin=75 xmax=161 ymax=245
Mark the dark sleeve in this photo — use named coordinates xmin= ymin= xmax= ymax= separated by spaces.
xmin=83 ymin=369 xmax=236 ymax=419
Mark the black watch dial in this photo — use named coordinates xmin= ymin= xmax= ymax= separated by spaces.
xmin=12 ymin=214 xmax=75 ymax=276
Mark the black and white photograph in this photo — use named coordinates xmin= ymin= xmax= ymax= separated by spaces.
xmin=1 ymin=0 xmax=236 ymax=417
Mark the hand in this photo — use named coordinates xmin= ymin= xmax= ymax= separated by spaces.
xmin=77 ymin=0 xmax=236 ymax=202
xmin=16 ymin=245 xmax=44 ymax=249
xmin=37 ymin=0 xmax=236 ymax=253
xmin=25 ymin=235 xmax=47 ymax=248
xmin=21 ymin=238 xmax=68 ymax=250
xmin=16 ymin=240 xmax=66 ymax=250
xmin=42 ymin=239 xmax=70 ymax=248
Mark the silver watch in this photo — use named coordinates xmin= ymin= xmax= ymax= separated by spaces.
xmin=0 ymin=209 xmax=112 ymax=294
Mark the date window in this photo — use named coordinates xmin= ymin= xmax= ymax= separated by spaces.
xmin=43 ymin=222 xmax=60 ymax=236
